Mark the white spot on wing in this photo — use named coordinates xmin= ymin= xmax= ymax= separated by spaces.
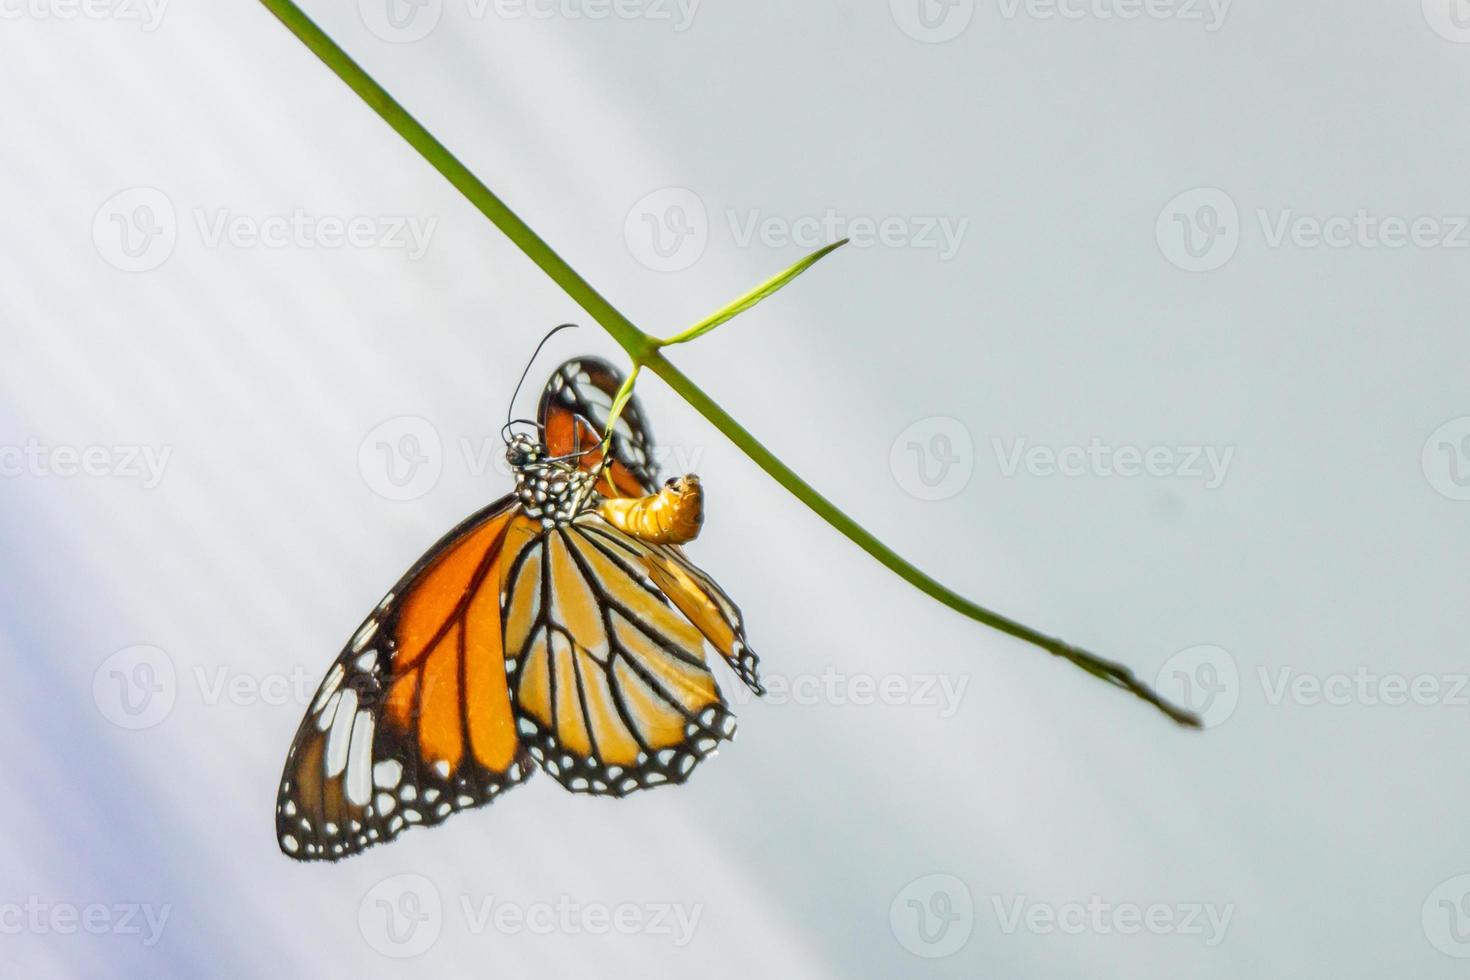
xmin=312 ymin=664 xmax=345 ymax=715
xmin=345 ymin=710 xmax=375 ymax=807
xmin=373 ymin=759 xmax=402 ymax=789
xmin=351 ymin=619 xmax=379 ymax=652
xmin=315 ymin=691 xmax=342 ymax=732
xmin=324 ymin=689 xmax=358 ymax=778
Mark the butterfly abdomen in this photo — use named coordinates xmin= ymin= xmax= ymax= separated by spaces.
xmin=598 ymin=475 xmax=703 ymax=545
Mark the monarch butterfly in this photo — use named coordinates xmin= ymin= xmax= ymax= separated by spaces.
xmin=276 ymin=355 xmax=764 ymax=861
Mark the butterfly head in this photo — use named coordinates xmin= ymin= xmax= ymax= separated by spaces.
xmin=504 ymin=431 xmax=542 ymax=470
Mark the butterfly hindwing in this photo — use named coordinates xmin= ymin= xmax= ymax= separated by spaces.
xmin=501 ymin=512 xmax=738 ymax=796
xmin=276 ymin=496 xmax=534 ymax=861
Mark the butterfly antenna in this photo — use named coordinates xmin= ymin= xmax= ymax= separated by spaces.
xmin=505 ymin=322 xmax=578 ymax=436
xmin=500 ymin=418 xmax=540 ymax=443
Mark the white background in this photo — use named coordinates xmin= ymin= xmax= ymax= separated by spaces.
xmin=3 ymin=0 xmax=1470 ymax=976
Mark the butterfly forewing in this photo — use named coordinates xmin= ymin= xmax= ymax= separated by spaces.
xmin=275 ymin=496 xmax=534 ymax=862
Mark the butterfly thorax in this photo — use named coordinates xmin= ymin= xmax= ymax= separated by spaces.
xmin=506 ymin=434 xmax=599 ymax=524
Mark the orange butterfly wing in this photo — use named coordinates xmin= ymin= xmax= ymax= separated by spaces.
xmin=276 ymin=496 xmax=533 ymax=861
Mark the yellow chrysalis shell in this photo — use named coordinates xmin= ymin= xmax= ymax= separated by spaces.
xmin=598 ymin=474 xmax=704 ymax=545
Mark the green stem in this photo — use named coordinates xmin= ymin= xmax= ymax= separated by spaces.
xmin=257 ymin=0 xmax=1199 ymax=728
xmin=257 ymin=0 xmax=655 ymax=364
xmin=644 ymin=352 xmax=1200 ymax=728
